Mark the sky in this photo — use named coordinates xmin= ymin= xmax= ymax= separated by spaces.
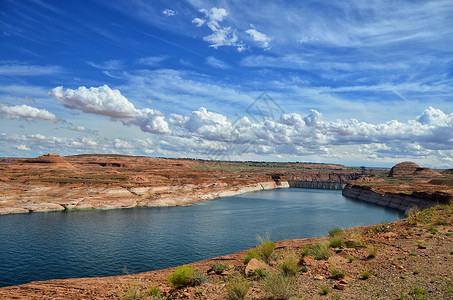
xmin=0 ymin=0 xmax=452 ymax=168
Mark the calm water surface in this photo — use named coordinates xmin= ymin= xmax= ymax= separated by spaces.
xmin=0 ymin=188 xmax=403 ymax=287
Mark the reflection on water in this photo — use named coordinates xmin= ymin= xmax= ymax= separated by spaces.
xmin=0 ymin=188 xmax=403 ymax=287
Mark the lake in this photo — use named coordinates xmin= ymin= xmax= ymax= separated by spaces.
xmin=0 ymin=188 xmax=404 ymax=287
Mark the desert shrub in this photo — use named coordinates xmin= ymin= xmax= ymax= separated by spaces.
xmin=329 ymin=266 xmax=346 ymax=279
xmin=348 ymin=256 xmax=354 ymax=263
xmin=300 ymin=266 xmax=308 ymax=273
xmin=406 ymin=206 xmax=420 ymax=225
xmin=254 ymin=267 xmax=268 ymax=279
xmin=227 ymin=275 xmax=249 ymax=300
xmin=117 ymin=278 xmax=142 ymax=300
xmin=359 ymin=270 xmax=371 ymax=280
xmin=409 ymin=286 xmax=427 ymax=296
xmin=279 ymin=252 xmax=299 ymax=277
xmin=259 ymin=272 xmax=294 ymax=300
xmin=145 ymin=286 xmax=165 ymax=299
xmin=300 ymin=245 xmax=310 ymax=257
xmin=367 ymin=244 xmax=377 ymax=258
xmin=311 ymin=242 xmax=330 ymax=260
xmin=210 ymin=262 xmax=230 ymax=274
xmin=320 ymin=285 xmax=330 ymax=295
xmin=255 ymin=233 xmax=276 ymax=264
xmin=243 ymin=251 xmax=258 ymax=264
xmin=329 ymin=228 xmax=345 ymax=247
xmin=328 ymin=227 xmax=343 ymax=237
xmin=191 ymin=269 xmax=209 ymax=286
xmin=166 ymin=265 xmax=206 ymax=289
xmin=329 ymin=235 xmax=345 ymax=248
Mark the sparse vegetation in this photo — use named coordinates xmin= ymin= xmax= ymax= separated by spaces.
xmin=255 ymin=233 xmax=276 ymax=264
xmin=259 ymin=271 xmax=294 ymax=300
xmin=311 ymin=242 xmax=331 ymax=260
xmin=329 ymin=266 xmax=346 ymax=279
xmin=226 ymin=274 xmax=249 ymax=300
xmin=145 ymin=286 xmax=165 ymax=299
xmin=166 ymin=265 xmax=206 ymax=289
xmin=243 ymin=251 xmax=259 ymax=264
xmin=117 ymin=278 xmax=143 ymax=300
xmin=254 ymin=267 xmax=268 ymax=279
xmin=367 ymin=244 xmax=377 ymax=258
xmin=279 ymin=252 xmax=300 ymax=276
xmin=320 ymin=285 xmax=330 ymax=295
xmin=210 ymin=262 xmax=230 ymax=274
xmin=359 ymin=270 xmax=371 ymax=280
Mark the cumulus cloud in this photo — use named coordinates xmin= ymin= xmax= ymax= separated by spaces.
xmin=49 ymin=85 xmax=171 ymax=134
xmin=168 ymin=106 xmax=453 ymax=164
xmin=193 ymin=7 xmax=245 ymax=51
xmin=245 ymin=25 xmax=272 ymax=49
xmin=0 ymin=104 xmax=58 ymax=122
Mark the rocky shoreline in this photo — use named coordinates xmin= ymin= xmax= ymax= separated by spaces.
xmin=342 ymin=183 xmax=452 ymax=212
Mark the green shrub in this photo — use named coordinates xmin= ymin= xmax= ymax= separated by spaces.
xmin=328 ymin=227 xmax=343 ymax=237
xmin=254 ymin=267 xmax=268 ymax=279
xmin=300 ymin=266 xmax=308 ymax=273
xmin=227 ymin=275 xmax=249 ymax=300
xmin=279 ymin=252 xmax=299 ymax=277
xmin=255 ymin=234 xmax=276 ymax=264
xmin=320 ymin=285 xmax=330 ymax=295
xmin=243 ymin=251 xmax=258 ymax=264
xmin=300 ymin=245 xmax=310 ymax=257
xmin=166 ymin=265 xmax=205 ymax=289
xmin=311 ymin=242 xmax=330 ymax=260
xmin=210 ymin=262 xmax=230 ymax=274
xmin=409 ymin=286 xmax=427 ymax=296
xmin=329 ymin=266 xmax=346 ymax=279
xmin=329 ymin=235 xmax=345 ymax=248
xmin=259 ymin=272 xmax=294 ymax=300
xmin=359 ymin=270 xmax=371 ymax=280
xmin=348 ymin=256 xmax=354 ymax=263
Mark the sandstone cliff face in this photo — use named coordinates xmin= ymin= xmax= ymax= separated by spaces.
xmin=0 ymin=180 xmax=286 ymax=215
xmin=342 ymin=184 xmax=452 ymax=212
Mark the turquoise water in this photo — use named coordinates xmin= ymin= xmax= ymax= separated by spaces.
xmin=0 ymin=188 xmax=403 ymax=287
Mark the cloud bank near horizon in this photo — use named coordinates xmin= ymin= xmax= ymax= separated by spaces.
xmin=2 ymin=84 xmax=451 ymax=167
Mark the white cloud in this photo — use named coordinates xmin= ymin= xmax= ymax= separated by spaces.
xmin=49 ymin=85 xmax=171 ymax=134
xmin=162 ymin=9 xmax=176 ymax=17
xmin=137 ymin=56 xmax=168 ymax=66
xmin=0 ymin=62 xmax=61 ymax=76
xmin=193 ymin=7 xmax=245 ymax=51
xmin=206 ymin=56 xmax=229 ymax=69
xmin=192 ymin=18 xmax=205 ymax=27
xmin=16 ymin=144 xmax=31 ymax=151
xmin=87 ymin=60 xmax=123 ymax=70
xmin=245 ymin=25 xmax=271 ymax=49
xmin=0 ymin=104 xmax=58 ymax=122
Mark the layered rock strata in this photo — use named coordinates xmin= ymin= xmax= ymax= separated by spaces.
xmin=342 ymin=183 xmax=452 ymax=212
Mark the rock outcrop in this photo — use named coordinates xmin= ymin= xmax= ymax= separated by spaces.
xmin=17 ymin=154 xmax=76 ymax=169
xmin=389 ymin=161 xmax=440 ymax=177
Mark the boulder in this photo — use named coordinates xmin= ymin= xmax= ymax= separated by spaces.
xmin=245 ymin=258 xmax=272 ymax=276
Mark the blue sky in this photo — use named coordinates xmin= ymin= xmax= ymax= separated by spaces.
xmin=1 ymin=0 xmax=452 ymax=167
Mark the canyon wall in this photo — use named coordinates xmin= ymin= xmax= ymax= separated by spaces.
xmin=342 ymin=183 xmax=452 ymax=212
